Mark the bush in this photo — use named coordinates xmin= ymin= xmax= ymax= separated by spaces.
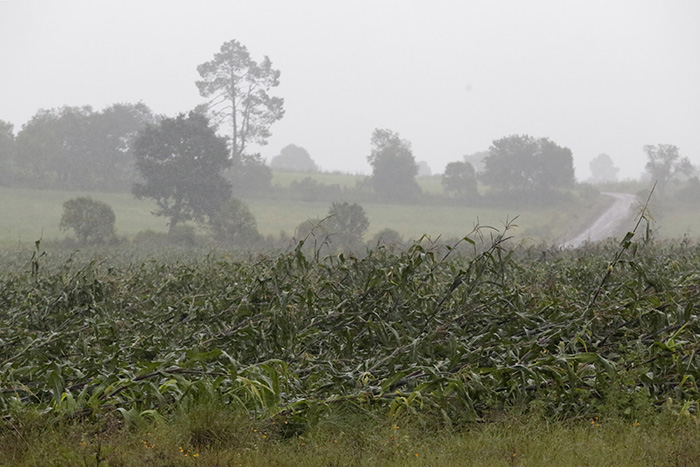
xmin=370 ymin=228 xmax=404 ymax=249
xmin=227 ymin=154 xmax=273 ymax=196
xmin=169 ymin=224 xmax=198 ymax=246
xmin=327 ymin=202 xmax=368 ymax=239
xmin=325 ymin=202 xmax=369 ymax=252
xmin=208 ymin=198 xmax=262 ymax=246
xmin=289 ymin=177 xmax=342 ymax=201
xmin=59 ymin=197 xmax=116 ymax=245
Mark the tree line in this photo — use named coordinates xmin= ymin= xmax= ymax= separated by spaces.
xmin=2 ymin=38 xmax=697 ymax=249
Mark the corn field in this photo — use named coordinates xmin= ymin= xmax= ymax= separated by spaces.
xmin=2 ymin=227 xmax=700 ymax=428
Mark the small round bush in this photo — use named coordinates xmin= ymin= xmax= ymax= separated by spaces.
xmin=59 ymin=197 xmax=116 ymax=245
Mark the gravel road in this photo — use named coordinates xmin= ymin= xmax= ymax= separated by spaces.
xmin=560 ymin=192 xmax=638 ymax=248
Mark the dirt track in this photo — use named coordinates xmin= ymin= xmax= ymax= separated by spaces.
xmin=560 ymin=192 xmax=638 ymax=248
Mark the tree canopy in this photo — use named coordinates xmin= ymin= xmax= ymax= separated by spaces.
xmin=644 ymin=144 xmax=693 ymax=192
xmin=589 ymin=153 xmax=619 ymax=184
xmin=132 ymin=112 xmax=232 ymax=234
xmin=196 ymin=39 xmax=285 ymax=161
xmin=60 ymin=197 xmax=116 ymax=245
xmin=326 ymin=202 xmax=369 ymax=246
xmin=442 ymin=161 xmax=478 ymax=200
xmin=270 ymin=144 xmax=318 ymax=172
xmin=208 ymin=197 xmax=261 ymax=246
xmin=8 ymin=103 xmax=153 ymax=190
xmin=481 ymin=135 xmax=575 ymax=194
xmin=367 ymin=128 xmax=422 ymax=202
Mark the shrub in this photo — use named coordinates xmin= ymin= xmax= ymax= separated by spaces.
xmin=370 ymin=228 xmax=404 ymax=248
xmin=59 ymin=197 xmax=116 ymax=244
xmin=326 ymin=202 xmax=369 ymax=251
xmin=289 ymin=177 xmax=342 ymax=201
xmin=208 ymin=198 xmax=262 ymax=246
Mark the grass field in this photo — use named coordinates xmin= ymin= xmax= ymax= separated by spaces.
xmin=0 ymin=187 xmax=169 ymax=248
xmin=244 ymin=196 xmax=602 ymax=243
xmin=4 ymin=412 xmax=699 ymax=466
xmin=0 ymin=185 xmax=611 ymax=249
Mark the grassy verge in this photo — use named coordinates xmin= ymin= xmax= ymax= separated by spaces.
xmin=3 ymin=410 xmax=698 ymax=466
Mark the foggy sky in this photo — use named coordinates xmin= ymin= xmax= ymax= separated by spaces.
xmin=1 ymin=0 xmax=699 ymax=180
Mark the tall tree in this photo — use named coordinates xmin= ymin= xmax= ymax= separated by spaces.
xmin=644 ymin=144 xmax=693 ymax=192
xmin=196 ymin=39 xmax=285 ymax=161
xmin=12 ymin=104 xmax=153 ymax=190
xmin=367 ymin=128 xmax=422 ymax=202
xmin=482 ymin=135 xmax=575 ymax=194
xmin=589 ymin=153 xmax=619 ymax=184
xmin=92 ymin=102 xmax=156 ymax=188
xmin=14 ymin=106 xmax=94 ymax=187
xmin=132 ymin=112 xmax=231 ymax=234
xmin=463 ymin=150 xmax=489 ymax=173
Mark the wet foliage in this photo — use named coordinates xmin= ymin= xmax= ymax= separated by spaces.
xmin=2 ymin=227 xmax=700 ymax=429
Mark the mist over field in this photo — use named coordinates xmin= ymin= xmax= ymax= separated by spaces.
xmin=4 ymin=4 xmax=700 ymax=463
xmin=2 ymin=1 xmax=699 ymax=174
xmin=0 ymin=0 xmax=699 ymax=247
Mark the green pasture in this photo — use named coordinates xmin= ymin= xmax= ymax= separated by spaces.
xmin=0 ymin=186 xmax=612 ymax=248
xmin=244 ymin=196 xmax=603 ymax=243
xmin=0 ymin=187 xmax=169 ymax=248
xmin=655 ymin=210 xmax=700 ymax=238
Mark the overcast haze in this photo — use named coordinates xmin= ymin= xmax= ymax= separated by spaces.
xmin=1 ymin=0 xmax=699 ymax=180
